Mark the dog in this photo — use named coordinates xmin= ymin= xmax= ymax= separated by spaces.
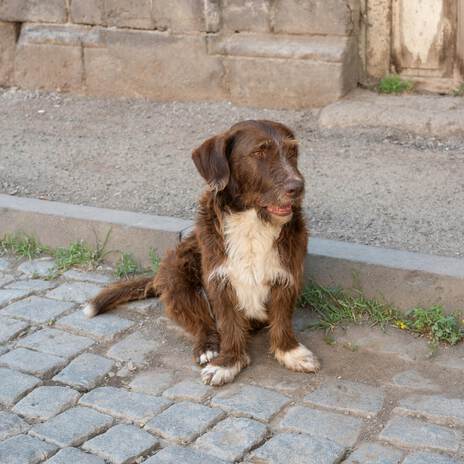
xmin=84 ymin=120 xmax=320 ymax=386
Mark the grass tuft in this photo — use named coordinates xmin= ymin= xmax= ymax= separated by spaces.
xmin=114 ymin=252 xmax=140 ymax=279
xmin=0 ymin=232 xmax=49 ymax=259
xmin=300 ymin=283 xmax=464 ymax=347
xmin=378 ymin=74 xmax=414 ymax=94
xmin=453 ymin=83 xmax=464 ymax=97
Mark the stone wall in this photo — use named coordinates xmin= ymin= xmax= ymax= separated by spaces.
xmin=0 ymin=0 xmax=361 ymax=108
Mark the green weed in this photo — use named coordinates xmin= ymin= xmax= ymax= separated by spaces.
xmin=149 ymin=248 xmax=161 ymax=274
xmin=378 ymin=74 xmax=414 ymax=94
xmin=453 ymin=83 xmax=464 ymax=97
xmin=0 ymin=232 xmax=49 ymax=259
xmin=114 ymin=253 xmax=140 ymax=279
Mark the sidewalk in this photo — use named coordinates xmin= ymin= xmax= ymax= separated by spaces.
xmin=1 ymin=88 xmax=463 ymax=258
xmin=0 ymin=255 xmax=463 ymax=463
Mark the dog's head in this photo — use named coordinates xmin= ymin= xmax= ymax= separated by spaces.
xmin=192 ymin=120 xmax=304 ymax=222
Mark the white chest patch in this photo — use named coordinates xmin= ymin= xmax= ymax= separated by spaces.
xmin=210 ymin=209 xmax=293 ymax=321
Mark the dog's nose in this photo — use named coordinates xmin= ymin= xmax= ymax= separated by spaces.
xmin=284 ymin=179 xmax=304 ymax=197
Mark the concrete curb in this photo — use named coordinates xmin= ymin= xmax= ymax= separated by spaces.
xmin=1 ymin=194 xmax=463 ymax=312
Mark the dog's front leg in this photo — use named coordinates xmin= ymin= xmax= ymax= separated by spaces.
xmin=201 ymin=287 xmax=250 ymax=386
xmin=268 ymin=286 xmax=320 ymax=373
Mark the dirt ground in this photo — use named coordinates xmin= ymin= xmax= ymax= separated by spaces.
xmin=1 ymin=88 xmax=464 ymax=257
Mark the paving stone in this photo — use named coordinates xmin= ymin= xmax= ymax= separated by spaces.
xmin=45 ymin=447 xmax=106 ymax=464
xmin=162 ymin=379 xmax=211 ymax=402
xmin=13 ymin=386 xmax=80 ymax=420
xmin=379 ymin=416 xmax=461 ymax=453
xmin=2 ymin=296 xmax=75 ymax=323
xmin=129 ymin=369 xmax=174 ymax=395
xmin=83 ymin=424 xmax=159 ymax=464
xmin=0 ymin=274 xmax=15 ymax=287
xmin=106 ymin=331 xmax=160 ymax=364
xmin=145 ymin=401 xmax=224 ymax=444
xmin=0 ymin=288 xmax=31 ymax=306
xmin=304 ymin=379 xmax=384 ymax=418
xmin=80 ymin=386 xmax=171 ymax=424
xmin=395 ymin=394 xmax=464 ymax=426
xmin=0 ymin=347 xmax=66 ymax=377
xmin=0 ymin=411 xmax=29 ymax=440
xmin=0 ymin=257 xmax=12 ymax=272
xmin=144 ymin=446 xmax=227 ymax=464
xmin=119 ymin=298 xmax=164 ymax=315
xmin=250 ymin=432 xmax=346 ymax=464
xmin=211 ymin=384 xmax=289 ymax=421
xmin=30 ymin=406 xmax=113 ymax=447
xmin=63 ymin=269 xmax=113 ymax=284
xmin=279 ymin=405 xmax=364 ymax=447
xmin=17 ymin=327 xmax=94 ymax=359
xmin=57 ymin=311 xmax=134 ymax=341
xmin=17 ymin=258 xmax=56 ymax=277
xmin=344 ymin=443 xmax=403 ymax=464
xmin=0 ymin=345 xmax=8 ymax=355
xmin=0 ymin=434 xmax=58 ymax=464
xmin=194 ymin=416 xmax=268 ymax=462
xmin=53 ymin=352 xmax=114 ymax=390
xmin=402 ymin=452 xmax=462 ymax=464
xmin=0 ymin=367 xmax=41 ymax=406
xmin=0 ymin=316 xmax=29 ymax=343
xmin=391 ymin=370 xmax=439 ymax=391
xmin=6 ymin=279 xmax=57 ymax=291
xmin=46 ymin=281 xmax=102 ymax=304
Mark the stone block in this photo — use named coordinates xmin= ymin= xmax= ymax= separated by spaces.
xmin=250 ymin=432 xmax=346 ymax=464
xmin=0 ymin=367 xmax=41 ymax=406
xmin=6 ymin=279 xmax=57 ymax=291
xmin=344 ymin=443 xmax=403 ymax=463
xmin=163 ymin=379 xmax=211 ymax=402
xmin=0 ymin=316 xmax=29 ymax=344
xmin=0 ymin=0 xmax=67 ymax=23
xmin=221 ymin=0 xmax=271 ymax=32
xmin=391 ymin=370 xmax=439 ymax=391
xmin=152 ymin=0 xmax=204 ymax=32
xmin=129 ymin=369 xmax=174 ymax=395
xmin=17 ymin=328 xmax=94 ymax=359
xmin=395 ymin=394 xmax=464 ymax=426
xmin=144 ymin=446 xmax=227 ymax=464
xmin=0 ymin=411 xmax=29 ymax=441
xmin=279 ymin=406 xmax=364 ymax=447
xmin=56 ymin=311 xmax=134 ymax=341
xmin=211 ymin=384 xmax=289 ymax=421
xmin=84 ymin=31 xmax=224 ymax=102
xmin=273 ymin=0 xmax=359 ymax=36
xmin=83 ymin=424 xmax=159 ymax=464
xmin=46 ymin=281 xmax=102 ymax=304
xmin=3 ymin=296 xmax=75 ymax=323
xmin=0 ymin=348 xmax=67 ymax=377
xmin=0 ymin=434 xmax=57 ymax=464
xmin=70 ymin=0 xmax=105 ymax=25
xmin=303 ymin=379 xmax=384 ymax=418
xmin=63 ymin=269 xmax=113 ymax=284
xmin=145 ymin=401 xmax=224 ymax=444
xmin=45 ymin=447 xmax=106 ymax=464
xmin=379 ymin=416 xmax=461 ymax=453
xmin=106 ymin=330 xmax=161 ymax=364
xmin=0 ymin=21 xmax=17 ymax=86
xmin=30 ymin=406 xmax=113 ymax=447
xmin=194 ymin=416 xmax=268 ymax=462
xmin=79 ymin=386 xmax=171 ymax=424
xmin=0 ymin=288 xmax=31 ymax=307
xmin=17 ymin=258 xmax=56 ymax=277
xmin=0 ymin=257 xmax=12 ymax=272
xmin=13 ymin=386 xmax=80 ymax=420
xmin=105 ymin=0 xmax=153 ymax=29
xmin=53 ymin=353 xmax=114 ymax=390
xmin=402 ymin=452 xmax=461 ymax=464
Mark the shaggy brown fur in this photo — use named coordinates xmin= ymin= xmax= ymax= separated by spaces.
xmin=85 ymin=120 xmax=319 ymax=385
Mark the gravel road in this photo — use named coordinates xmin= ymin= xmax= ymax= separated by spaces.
xmin=1 ymin=88 xmax=463 ymax=257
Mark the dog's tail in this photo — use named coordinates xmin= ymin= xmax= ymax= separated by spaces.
xmin=83 ymin=276 xmax=158 ymax=318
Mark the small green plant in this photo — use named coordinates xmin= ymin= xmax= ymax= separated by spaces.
xmin=378 ymin=74 xmax=414 ymax=94
xmin=300 ymin=283 xmax=464 ymax=347
xmin=149 ymin=248 xmax=161 ymax=273
xmin=453 ymin=83 xmax=464 ymax=96
xmin=0 ymin=232 xmax=49 ymax=259
xmin=54 ymin=241 xmax=97 ymax=272
xmin=114 ymin=252 xmax=140 ymax=279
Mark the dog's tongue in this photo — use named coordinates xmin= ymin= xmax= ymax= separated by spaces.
xmin=267 ymin=204 xmax=292 ymax=216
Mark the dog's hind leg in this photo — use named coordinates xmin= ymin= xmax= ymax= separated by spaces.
xmin=154 ymin=238 xmax=219 ymax=365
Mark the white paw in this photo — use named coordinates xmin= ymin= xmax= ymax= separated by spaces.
xmin=201 ymin=355 xmax=250 ymax=386
xmin=83 ymin=303 xmax=98 ymax=318
xmin=198 ymin=350 xmax=219 ymax=366
xmin=275 ymin=344 xmax=320 ymax=373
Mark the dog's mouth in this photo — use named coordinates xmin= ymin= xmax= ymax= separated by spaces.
xmin=266 ymin=204 xmax=293 ymax=217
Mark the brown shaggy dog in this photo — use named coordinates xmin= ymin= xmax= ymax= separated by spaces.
xmin=84 ymin=120 xmax=320 ymax=386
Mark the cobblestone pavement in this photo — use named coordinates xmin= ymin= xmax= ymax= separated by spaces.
xmin=0 ymin=255 xmax=463 ymax=464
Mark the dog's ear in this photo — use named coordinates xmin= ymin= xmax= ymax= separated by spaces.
xmin=192 ymin=135 xmax=230 ymax=192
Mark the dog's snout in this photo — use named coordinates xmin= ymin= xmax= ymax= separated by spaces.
xmin=284 ymin=178 xmax=304 ymax=197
